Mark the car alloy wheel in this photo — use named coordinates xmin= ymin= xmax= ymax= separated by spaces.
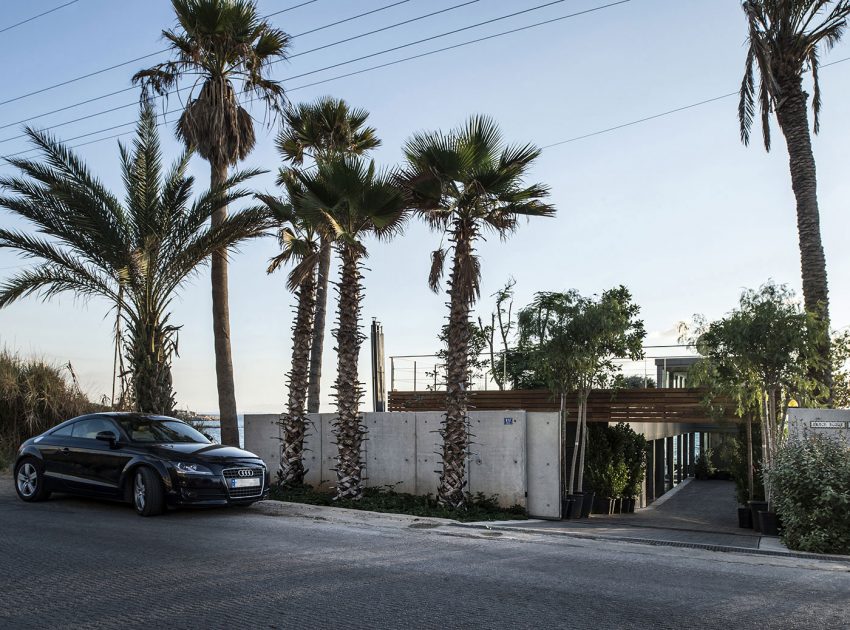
xmin=17 ymin=462 xmax=38 ymax=498
xmin=134 ymin=472 xmax=146 ymax=512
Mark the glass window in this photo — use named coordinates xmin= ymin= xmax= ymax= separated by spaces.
xmin=116 ymin=416 xmax=210 ymax=444
xmin=72 ymin=417 xmax=118 ymax=440
xmin=51 ymin=423 xmax=75 ymax=437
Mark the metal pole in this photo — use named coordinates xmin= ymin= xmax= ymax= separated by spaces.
xmin=390 ymin=357 xmax=395 ymax=391
xmin=413 ymin=360 xmax=417 ymax=392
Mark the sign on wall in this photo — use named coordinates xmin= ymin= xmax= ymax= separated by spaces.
xmin=788 ymin=409 xmax=850 ymax=446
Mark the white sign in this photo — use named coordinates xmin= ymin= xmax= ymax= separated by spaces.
xmin=788 ymin=409 xmax=850 ymax=446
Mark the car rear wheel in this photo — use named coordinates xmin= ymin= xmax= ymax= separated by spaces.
xmin=132 ymin=467 xmax=165 ymax=517
xmin=14 ymin=458 xmax=51 ymax=502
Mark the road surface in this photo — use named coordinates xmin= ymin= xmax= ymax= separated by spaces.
xmin=0 ymin=477 xmax=847 ymax=629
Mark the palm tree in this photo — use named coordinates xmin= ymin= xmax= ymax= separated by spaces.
xmin=276 ymin=97 xmax=381 ymax=414
xmin=738 ymin=0 xmax=850 ymax=392
xmin=133 ymin=0 xmax=290 ymax=444
xmin=257 ymin=182 xmax=321 ymax=486
xmin=294 ymin=156 xmax=408 ymax=500
xmin=0 ymin=106 xmax=272 ymax=413
xmin=399 ymin=116 xmax=555 ymax=507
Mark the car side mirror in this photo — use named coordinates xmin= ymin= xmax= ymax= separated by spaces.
xmin=203 ymin=432 xmax=216 ymax=443
xmin=96 ymin=431 xmax=118 ymax=448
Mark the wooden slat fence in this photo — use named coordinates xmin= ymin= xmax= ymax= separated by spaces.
xmin=387 ymin=388 xmax=733 ymax=424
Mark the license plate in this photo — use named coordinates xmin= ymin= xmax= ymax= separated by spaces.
xmin=230 ymin=477 xmax=261 ymax=488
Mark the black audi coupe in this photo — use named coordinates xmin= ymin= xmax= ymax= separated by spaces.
xmin=13 ymin=412 xmax=269 ymax=516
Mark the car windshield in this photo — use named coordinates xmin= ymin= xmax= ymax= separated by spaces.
xmin=116 ymin=417 xmax=211 ymax=444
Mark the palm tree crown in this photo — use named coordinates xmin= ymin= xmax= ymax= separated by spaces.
xmin=134 ymin=0 xmax=290 ymax=165
xmin=739 ymin=0 xmax=850 ymax=150
xmin=0 ymin=106 xmax=272 ymax=413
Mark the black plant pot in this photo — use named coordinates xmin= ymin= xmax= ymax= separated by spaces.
xmin=561 ymin=497 xmax=574 ymax=520
xmin=758 ymin=511 xmax=779 ymax=536
xmin=569 ymin=494 xmax=585 ymax=519
xmin=737 ymin=506 xmax=753 ymax=529
xmin=581 ymin=492 xmax=595 ymax=518
xmin=749 ymin=501 xmax=768 ymax=533
xmin=593 ymin=496 xmax=614 ymax=515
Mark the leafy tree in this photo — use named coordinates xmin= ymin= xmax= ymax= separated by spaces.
xmin=276 ymin=97 xmax=380 ymax=413
xmin=517 ymin=287 xmax=645 ymax=497
xmin=738 ymin=0 xmax=850 ymax=393
xmin=258 ymin=184 xmax=322 ymax=486
xmin=0 ymin=106 xmax=271 ymax=414
xmin=133 ymin=0 xmax=290 ymax=445
xmin=613 ymin=374 xmax=656 ymax=389
xmin=684 ymin=281 xmax=827 ymax=503
xmin=294 ymin=156 xmax=408 ymax=500
xmin=399 ymin=116 xmax=555 ymax=507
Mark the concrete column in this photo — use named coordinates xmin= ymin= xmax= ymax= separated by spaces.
xmin=654 ymin=439 xmax=665 ymax=497
xmin=682 ymin=433 xmax=689 ymax=478
xmin=645 ymin=442 xmax=655 ymax=503
xmin=676 ymin=434 xmax=683 ymax=483
xmin=689 ymin=432 xmax=696 ymax=476
xmin=666 ymin=436 xmax=674 ymax=491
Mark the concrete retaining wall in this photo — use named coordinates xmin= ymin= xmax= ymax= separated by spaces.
xmin=244 ymin=410 xmax=562 ymax=518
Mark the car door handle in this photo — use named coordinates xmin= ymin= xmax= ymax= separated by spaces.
xmin=59 ymin=447 xmax=71 ymax=455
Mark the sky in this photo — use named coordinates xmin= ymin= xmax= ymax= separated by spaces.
xmin=0 ymin=0 xmax=849 ymax=414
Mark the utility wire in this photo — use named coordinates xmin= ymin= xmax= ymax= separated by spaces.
xmin=0 ymin=0 xmax=321 ymax=108
xmin=1 ymin=0 xmax=630 ymax=160
xmin=0 ymin=0 xmax=80 ymax=35
xmin=0 ymin=0 xmax=547 ymax=142
xmin=0 ymin=0 xmax=413 ymax=129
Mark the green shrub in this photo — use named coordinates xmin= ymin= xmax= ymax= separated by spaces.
xmin=695 ymin=448 xmax=716 ymax=479
xmin=771 ymin=435 xmax=850 ymax=555
xmin=730 ymin=423 xmax=765 ymax=505
xmin=586 ymin=423 xmax=636 ymax=498
xmin=0 ymin=350 xmax=97 ymax=469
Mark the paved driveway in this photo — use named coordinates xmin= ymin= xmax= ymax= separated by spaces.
xmin=1 ymin=477 xmax=848 ymax=629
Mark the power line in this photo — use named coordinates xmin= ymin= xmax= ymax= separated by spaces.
xmin=0 ymin=0 xmax=558 ymax=143
xmin=0 ymin=0 xmax=414 ymax=130
xmin=0 ymin=0 xmax=81 ymax=35
xmin=2 ymin=0 xmax=631 ymax=160
xmin=0 ymin=0 xmax=321 ymax=108
xmin=540 ymin=54 xmax=850 ymax=150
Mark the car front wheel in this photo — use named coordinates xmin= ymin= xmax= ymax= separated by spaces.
xmin=14 ymin=458 xmax=51 ymax=502
xmin=132 ymin=467 xmax=165 ymax=517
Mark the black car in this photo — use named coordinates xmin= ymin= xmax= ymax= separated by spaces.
xmin=13 ymin=412 xmax=269 ymax=516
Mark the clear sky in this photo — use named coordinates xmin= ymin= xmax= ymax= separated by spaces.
xmin=1 ymin=0 xmax=848 ymax=414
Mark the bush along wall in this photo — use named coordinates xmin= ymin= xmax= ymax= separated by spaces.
xmin=586 ymin=423 xmax=645 ymax=514
xmin=770 ymin=435 xmax=850 ymax=555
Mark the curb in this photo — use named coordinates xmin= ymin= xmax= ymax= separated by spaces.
xmin=456 ymin=522 xmax=850 ymax=564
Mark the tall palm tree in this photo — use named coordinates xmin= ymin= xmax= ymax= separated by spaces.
xmin=294 ymin=156 xmax=408 ymax=500
xmin=399 ymin=116 xmax=555 ymax=507
xmin=133 ymin=0 xmax=290 ymax=444
xmin=257 ymin=182 xmax=321 ymax=486
xmin=276 ymin=97 xmax=380 ymax=414
xmin=738 ymin=0 xmax=850 ymax=393
xmin=0 ymin=106 xmax=272 ymax=413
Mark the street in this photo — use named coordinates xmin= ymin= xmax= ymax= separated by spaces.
xmin=1 ymin=478 xmax=848 ymax=629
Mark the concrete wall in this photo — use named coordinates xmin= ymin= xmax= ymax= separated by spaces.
xmin=244 ymin=410 xmax=562 ymax=519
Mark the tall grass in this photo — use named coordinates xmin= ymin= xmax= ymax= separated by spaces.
xmin=0 ymin=350 xmax=97 ymax=471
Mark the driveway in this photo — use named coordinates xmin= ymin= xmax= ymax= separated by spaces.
xmin=1 ymin=476 xmax=848 ymax=629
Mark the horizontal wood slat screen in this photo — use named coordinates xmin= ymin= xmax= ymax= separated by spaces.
xmin=387 ymin=388 xmax=733 ymax=424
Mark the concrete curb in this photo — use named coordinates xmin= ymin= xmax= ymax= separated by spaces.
xmin=456 ymin=522 xmax=850 ymax=564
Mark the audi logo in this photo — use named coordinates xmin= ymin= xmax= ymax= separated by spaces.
xmin=237 ymin=469 xmax=254 ymax=477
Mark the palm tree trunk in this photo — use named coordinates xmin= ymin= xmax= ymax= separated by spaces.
xmin=126 ymin=316 xmax=175 ymax=415
xmin=306 ymin=238 xmax=331 ymax=414
xmin=333 ymin=243 xmax=366 ymax=500
xmin=438 ymin=223 xmax=475 ymax=508
xmin=774 ymin=76 xmax=832 ymax=394
xmin=279 ymin=269 xmax=317 ymax=486
xmin=210 ymin=159 xmax=240 ymax=446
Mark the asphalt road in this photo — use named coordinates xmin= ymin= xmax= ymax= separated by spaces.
xmin=1 ymin=478 xmax=848 ymax=630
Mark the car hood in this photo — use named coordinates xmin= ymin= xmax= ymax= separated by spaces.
xmin=146 ymin=442 xmax=262 ymax=463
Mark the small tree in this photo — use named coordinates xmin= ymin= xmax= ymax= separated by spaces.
xmin=517 ymin=287 xmax=645 ymax=498
xmin=684 ymin=282 xmax=826 ymax=504
xmin=478 ymin=278 xmax=516 ymax=390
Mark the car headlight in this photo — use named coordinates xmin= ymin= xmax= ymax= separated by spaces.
xmin=172 ymin=462 xmax=214 ymax=476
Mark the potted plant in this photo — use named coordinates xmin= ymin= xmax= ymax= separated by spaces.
xmin=694 ymin=448 xmax=716 ymax=480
